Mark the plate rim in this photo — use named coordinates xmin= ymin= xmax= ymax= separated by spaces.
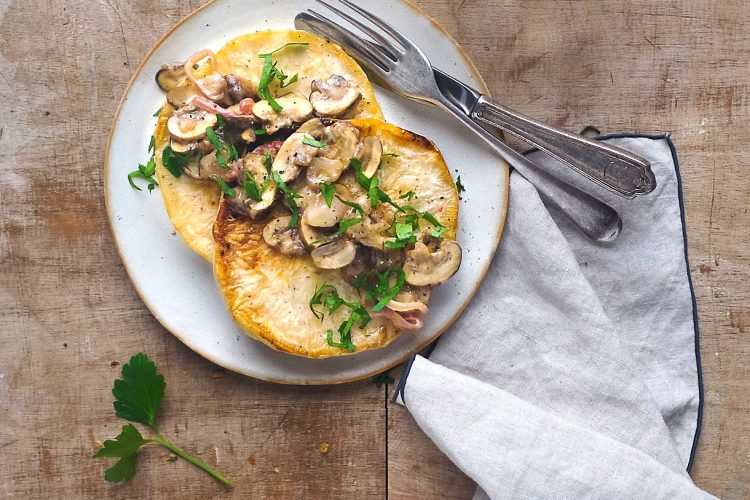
xmin=103 ymin=0 xmax=510 ymax=384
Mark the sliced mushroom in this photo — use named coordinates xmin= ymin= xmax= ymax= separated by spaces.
xmin=167 ymin=107 xmax=217 ymax=142
xmin=355 ymin=136 xmax=383 ymax=178
xmin=182 ymin=151 xmax=224 ymax=179
xmin=311 ymin=239 xmax=357 ymax=269
xmin=241 ymin=153 xmax=277 ymax=218
xmin=156 ymin=63 xmax=188 ymax=91
xmin=303 ymin=193 xmax=350 ymax=228
xmin=251 ymin=93 xmax=314 ymax=133
xmin=321 ymin=121 xmax=359 ymax=161
xmin=309 ymin=75 xmax=361 ymax=117
xmin=306 ymin=157 xmax=348 ymax=186
xmin=263 ymin=216 xmax=305 ymax=256
xmin=225 ymin=74 xmax=252 ymax=103
xmin=403 ymin=240 xmax=462 ymax=286
xmin=169 ymin=140 xmax=195 ymax=154
xmin=298 ymin=218 xmax=329 ymax=248
xmin=348 ymin=211 xmax=390 ymax=248
xmin=271 ymin=132 xmax=320 ymax=183
xmin=296 ymin=118 xmax=326 ymax=138
xmin=166 ymin=84 xmax=203 ymax=108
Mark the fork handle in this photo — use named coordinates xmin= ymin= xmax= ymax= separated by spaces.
xmin=440 ymin=105 xmax=622 ymax=241
xmin=471 ymin=96 xmax=656 ymax=198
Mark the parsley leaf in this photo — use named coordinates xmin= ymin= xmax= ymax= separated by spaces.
xmin=399 ymin=190 xmax=415 ymax=200
xmin=212 ymin=176 xmax=237 ymax=197
xmin=319 ymin=182 xmax=336 ymax=208
xmin=127 ymin=156 xmax=158 ymax=193
xmin=153 ymin=107 xmax=162 ymax=117
xmin=112 ymin=353 xmax=165 ymax=427
xmin=254 ymin=128 xmax=268 ymax=136
xmin=93 ymin=424 xmax=150 ymax=482
xmin=456 ymin=175 xmax=465 ymax=193
xmin=310 ymin=284 xmax=370 ymax=352
xmin=422 ymin=211 xmax=447 ymax=237
xmin=216 ymin=114 xmax=226 ymax=130
xmin=242 ymin=174 xmax=263 ymax=201
xmin=382 ymin=152 xmax=400 ymax=158
xmin=272 ymin=171 xmax=302 ymax=227
xmin=353 ymin=269 xmax=406 ymax=312
xmin=373 ymin=369 xmax=396 ymax=388
xmin=162 ymin=146 xmax=192 ymax=178
xmin=257 ymin=43 xmax=309 ymax=112
xmin=94 ymin=353 xmax=230 ymax=486
xmin=302 ymin=137 xmax=326 ymax=148
xmin=328 ymin=196 xmax=364 ymax=239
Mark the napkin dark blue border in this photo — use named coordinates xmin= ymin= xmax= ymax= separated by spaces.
xmin=391 ymin=132 xmax=704 ymax=472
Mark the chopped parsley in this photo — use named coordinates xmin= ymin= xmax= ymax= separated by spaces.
xmin=271 ymin=171 xmax=302 ymax=227
xmin=353 ymin=268 xmax=406 ymax=312
xmin=241 ymin=174 xmax=263 ymax=201
xmin=327 ymin=196 xmax=364 ymax=240
xmin=211 ymin=176 xmax=236 ymax=197
xmin=257 ymin=43 xmax=309 ymax=112
xmin=399 ymin=190 xmax=415 ymax=200
xmin=302 ymin=137 xmax=326 ymax=148
xmin=382 ymin=153 xmax=400 ymax=158
xmin=216 ymin=114 xmax=227 ymax=130
xmin=456 ymin=175 xmax=465 ymax=193
xmin=162 ymin=146 xmax=193 ymax=178
xmin=127 ymin=156 xmax=158 ymax=192
xmin=152 ymin=107 xmax=162 ymax=117
xmin=205 ymin=126 xmax=238 ymax=170
xmin=373 ymin=369 xmax=396 ymax=388
xmin=309 ymin=284 xmax=371 ymax=352
xmin=319 ymin=182 xmax=336 ymax=207
xmin=254 ymin=128 xmax=268 ymax=136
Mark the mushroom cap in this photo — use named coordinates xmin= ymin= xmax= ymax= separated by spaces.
xmin=403 ymin=240 xmax=462 ymax=286
xmin=166 ymin=84 xmax=203 ymax=108
xmin=167 ymin=108 xmax=217 ymax=142
xmin=310 ymin=239 xmax=357 ymax=269
xmin=309 ymin=75 xmax=361 ymax=117
xmin=355 ymin=136 xmax=383 ymax=178
xmin=262 ymin=216 xmax=305 ymax=256
xmin=271 ymin=132 xmax=320 ymax=183
xmin=251 ymin=93 xmax=313 ymax=133
xmin=321 ymin=121 xmax=359 ymax=161
xmin=303 ymin=193 xmax=350 ymax=228
xmin=306 ymin=157 xmax=348 ymax=186
xmin=156 ymin=63 xmax=188 ymax=91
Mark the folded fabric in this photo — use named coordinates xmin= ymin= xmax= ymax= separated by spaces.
xmin=394 ymin=134 xmax=711 ymax=499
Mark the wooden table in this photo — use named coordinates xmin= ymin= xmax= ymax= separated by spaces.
xmin=1 ymin=0 xmax=747 ymax=497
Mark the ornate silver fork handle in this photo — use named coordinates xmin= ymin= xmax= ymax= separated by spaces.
xmin=471 ymin=97 xmax=656 ymax=198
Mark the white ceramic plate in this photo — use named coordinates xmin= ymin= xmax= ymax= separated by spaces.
xmin=105 ymin=0 xmax=509 ymax=384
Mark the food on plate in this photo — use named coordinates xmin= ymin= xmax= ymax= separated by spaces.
xmin=212 ymin=118 xmax=461 ymax=357
xmin=152 ymin=30 xmax=383 ymax=260
xmin=132 ymin=28 xmax=463 ymax=358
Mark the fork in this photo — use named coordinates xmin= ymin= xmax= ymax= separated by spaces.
xmin=294 ymin=0 xmax=655 ymax=241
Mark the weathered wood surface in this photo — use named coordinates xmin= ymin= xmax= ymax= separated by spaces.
xmin=0 ymin=0 xmax=747 ymax=498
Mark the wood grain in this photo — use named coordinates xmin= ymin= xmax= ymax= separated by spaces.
xmin=0 ymin=0 xmax=747 ymax=498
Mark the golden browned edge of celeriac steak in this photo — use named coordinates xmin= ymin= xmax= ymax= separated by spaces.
xmin=213 ymin=118 xmax=459 ymax=358
xmin=155 ymin=29 xmax=384 ymax=261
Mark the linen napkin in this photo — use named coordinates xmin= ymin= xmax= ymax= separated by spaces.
xmin=394 ymin=134 xmax=713 ymax=499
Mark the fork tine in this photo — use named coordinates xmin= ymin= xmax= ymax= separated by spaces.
xmin=329 ymin=0 xmax=416 ymax=50
xmin=314 ymin=0 xmax=400 ymax=60
xmin=294 ymin=12 xmax=392 ymax=73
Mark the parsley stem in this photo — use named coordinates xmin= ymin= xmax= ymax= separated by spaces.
xmin=153 ymin=435 xmax=231 ymax=486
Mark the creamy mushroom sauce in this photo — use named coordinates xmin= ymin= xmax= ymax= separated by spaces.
xmin=154 ymin=47 xmax=462 ymax=333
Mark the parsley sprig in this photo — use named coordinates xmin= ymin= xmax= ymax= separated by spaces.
xmin=309 ymin=284 xmax=371 ymax=352
xmin=257 ymin=42 xmax=309 ymax=112
xmin=93 ymin=353 xmax=230 ymax=486
xmin=127 ymin=136 xmax=159 ymax=192
xmin=456 ymin=175 xmax=465 ymax=193
xmin=353 ymin=268 xmax=406 ymax=312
